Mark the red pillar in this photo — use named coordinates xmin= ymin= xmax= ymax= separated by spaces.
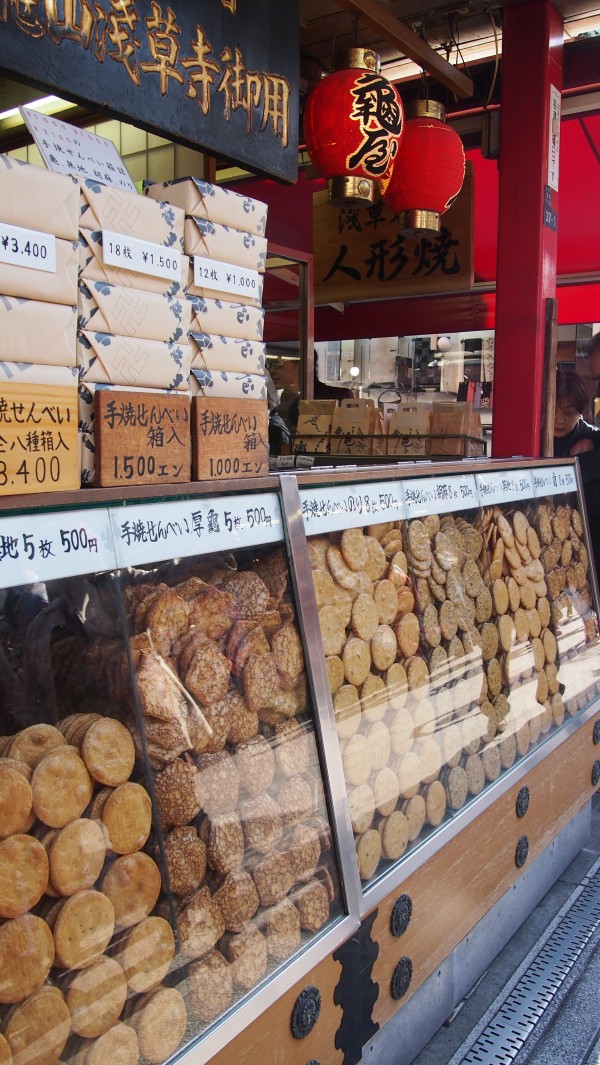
xmin=491 ymin=0 xmax=563 ymax=458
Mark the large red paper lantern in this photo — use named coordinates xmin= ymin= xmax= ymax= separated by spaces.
xmin=303 ymin=48 xmax=404 ymax=206
xmin=380 ymin=100 xmax=465 ymax=234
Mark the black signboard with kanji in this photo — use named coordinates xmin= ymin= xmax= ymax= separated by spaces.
xmin=0 ymin=0 xmax=299 ymax=181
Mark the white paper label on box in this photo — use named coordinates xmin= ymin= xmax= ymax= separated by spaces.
xmin=0 ymin=222 xmax=56 ymax=274
xmin=300 ymin=482 xmax=405 ymax=534
xmin=476 ymin=469 xmax=534 ymax=506
xmin=111 ymin=493 xmax=282 ymax=567
xmin=102 ymin=229 xmax=181 ymax=281
xmin=193 ymin=256 xmax=262 ymax=301
xmin=20 ymin=107 xmax=136 ymax=192
xmin=403 ymin=474 xmax=478 ymax=517
xmin=532 ymin=464 xmax=577 ymax=497
xmin=0 ymin=509 xmax=115 ymax=588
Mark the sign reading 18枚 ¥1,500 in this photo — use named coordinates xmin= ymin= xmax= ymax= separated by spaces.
xmin=0 ymin=0 xmax=299 ymax=182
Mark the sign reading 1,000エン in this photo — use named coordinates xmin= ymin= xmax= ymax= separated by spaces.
xmin=0 ymin=0 xmax=299 ymax=181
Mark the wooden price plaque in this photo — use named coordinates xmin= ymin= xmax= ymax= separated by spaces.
xmin=192 ymin=397 xmax=269 ymax=481
xmin=94 ymin=389 xmax=191 ymax=487
xmin=0 ymin=381 xmax=79 ymax=495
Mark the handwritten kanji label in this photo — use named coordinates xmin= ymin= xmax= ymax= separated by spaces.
xmin=300 ymin=481 xmax=405 ymax=534
xmin=476 ymin=469 xmax=534 ymax=506
xmin=102 ymin=229 xmax=181 ymax=281
xmin=0 ymin=508 xmax=114 ymax=587
xmin=532 ymin=463 xmax=577 ymax=497
xmin=21 ymin=108 xmax=136 ymax=191
xmin=110 ymin=493 xmax=282 ymax=567
xmin=403 ymin=474 xmax=478 ymax=517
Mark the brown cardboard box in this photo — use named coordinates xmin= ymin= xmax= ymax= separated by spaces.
xmin=429 ymin=401 xmax=483 ymax=457
xmin=387 ymin=402 xmax=432 ymax=457
xmin=330 ymin=399 xmax=385 ymax=456
xmin=294 ymin=399 xmax=337 ymax=454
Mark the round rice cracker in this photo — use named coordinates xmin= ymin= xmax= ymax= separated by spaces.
xmin=312 ymin=569 xmax=335 ymax=609
xmin=422 ymin=604 xmax=442 ymax=649
xmin=318 ymin=606 xmax=347 ymax=657
xmin=366 ymin=720 xmax=391 ymax=771
xmin=406 ymin=656 xmax=430 ymax=694
xmin=372 ymin=766 xmax=399 ymax=816
xmin=333 ymin=685 xmax=361 ymax=740
xmin=341 ymin=528 xmax=369 ymax=573
xmin=351 ymin=593 xmax=380 ymax=641
xmin=395 ymin=613 xmax=421 ymax=658
xmin=308 ymin=536 xmax=331 ymax=570
xmin=402 ymin=793 xmax=426 ymax=842
xmin=326 ymin=655 xmax=345 ymax=695
xmin=348 ymin=783 xmax=375 ymax=834
xmin=388 ymin=709 xmax=414 ymax=757
xmin=373 ymin=579 xmax=399 ymax=625
xmin=386 ymin=662 xmax=409 ymax=712
xmin=364 ymin=536 xmax=388 ymax=581
xmin=371 ymin=625 xmax=397 ymax=671
xmin=327 ymin=545 xmax=360 ymax=592
xmin=380 ymin=810 xmax=409 ymax=860
xmin=360 ymin=673 xmax=388 ymax=722
xmin=343 ymin=733 xmax=372 ymax=786
xmin=492 ymin=579 xmax=509 ymax=616
xmin=343 ymin=637 xmax=372 ymax=687
xmin=356 ymin=828 xmax=382 ymax=880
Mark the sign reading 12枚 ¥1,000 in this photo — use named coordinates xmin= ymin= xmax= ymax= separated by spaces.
xmin=0 ymin=0 xmax=299 ymax=182
xmin=313 ymin=164 xmax=474 ymax=304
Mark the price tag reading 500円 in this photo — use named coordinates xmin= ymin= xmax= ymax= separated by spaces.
xmin=102 ymin=229 xmax=181 ymax=282
xmin=476 ymin=469 xmax=534 ymax=506
xmin=0 ymin=222 xmax=56 ymax=273
xmin=532 ymin=464 xmax=578 ymax=497
xmin=403 ymin=474 xmax=478 ymax=518
xmin=300 ymin=482 xmax=405 ymax=535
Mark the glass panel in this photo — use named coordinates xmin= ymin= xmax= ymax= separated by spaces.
xmin=304 ymin=470 xmax=600 ymax=892
xmin=0 ymin=514 xmax=343 ymax=1062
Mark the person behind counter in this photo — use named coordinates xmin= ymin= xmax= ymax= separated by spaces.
xmin=553 ymin=368 xmax=600 ymax=583
xmin=553 ymin=369 xmax=600 ymax=457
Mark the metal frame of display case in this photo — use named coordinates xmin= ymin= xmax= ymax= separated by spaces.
xmin=1 ymin=454 xmax=598 ymax=1065
xmin=286 ymin=455 xmax=600 ymax=914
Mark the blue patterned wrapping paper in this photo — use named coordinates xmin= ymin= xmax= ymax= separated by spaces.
xmin=77 ymin=329 xmax=190 ymax=390
xmin=145 ymin=177 xmax=268 ymax=237
xmin=79 ymin=231 xmax=189 ymax=299
xmin=78 ymin=280 xmax=190 ymax=344
xmin=189 ymin=332 xmax=266 ymax=375
xmin=184 ymin=218 xmax=268 ymax=273
xmin=189 ymin=367 xmax=267 ymax=401
xmin=188 ymin=295 xmax=264 ymax=342
xmin=79 ymin=178 xmax=185 ymax=249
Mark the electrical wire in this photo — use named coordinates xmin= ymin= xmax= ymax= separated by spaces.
xmin=481 ymin=2 xmax=500 ymax=108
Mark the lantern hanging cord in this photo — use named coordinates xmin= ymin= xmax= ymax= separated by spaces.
xmin=482 ymin=2 xmax=500 ymax=109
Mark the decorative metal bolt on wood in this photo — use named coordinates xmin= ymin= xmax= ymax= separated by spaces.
xmin=593 ymin=720 xmax=600 ymax=745
xmin=390 ymin=894 xmax=413 ymax=937
xmin=516 ymin=785 xmax=530 ymax=818
xmin=592 ymin=760 xmax=600 ymax=787
xmin=391 ymin=956 xmax=413 ymax=1000
xmin=290 ymin=986 xmax=322 ymax=1039
xmin=515 ymin=835 xmax=529 ymax=868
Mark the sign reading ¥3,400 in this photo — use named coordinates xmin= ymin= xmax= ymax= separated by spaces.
xmin=0 ymin=0 xmax=299 ymax=182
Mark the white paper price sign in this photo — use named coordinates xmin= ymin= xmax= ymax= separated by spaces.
xmin=476 ymin=469 xmax=534 ymax=506
xmin=102 ymin=230 xmax=181 ymax=282
xmin=111 ymin=493 xmax=282 ymax=568
xmin=532 ymin=464 xmax=578 ymax=497
xmin=20 ymin=108 xmax=136 ymax=192
xmin=193 ymin=256 xmax=262 ymax=301
xmin=300 ymin=481 xmax=405 ymax=535
xmin=0 ymin=509 xmax=115 ymax=588
xmin=403 ymin=474 xmax=478 ymax=517
xmin=0 ymin=222 xmax=56 ymax=273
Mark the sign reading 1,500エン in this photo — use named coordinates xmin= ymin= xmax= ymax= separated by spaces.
xmin=0 ymin=0 xmax=299 ymax=182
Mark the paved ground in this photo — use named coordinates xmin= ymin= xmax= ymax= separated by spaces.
xmin=411 ymin=792 xmax=600 ymax=1065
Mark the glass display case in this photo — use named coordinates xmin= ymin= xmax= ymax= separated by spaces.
xmin=0 ymin=490 xmax=355 ymax=1065
xmin=0 ymin=457 xmax=598 ymax=1065
xmin=297 ymin=460 xmax=600 ymax=904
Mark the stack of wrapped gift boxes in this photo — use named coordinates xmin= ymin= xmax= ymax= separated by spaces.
xmin=77 ymin=179 xmax=192 ymax=484
xmin=0 ymin=155 xmax=80 ymax=493
xmin=145 ymin=178 xmax=270 ymax=479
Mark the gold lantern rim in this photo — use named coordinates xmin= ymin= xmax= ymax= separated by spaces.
xmin=406 ymin=99 xmax=446 ymax=122
xmin=332 ymin=47 xmax=381 ymax=73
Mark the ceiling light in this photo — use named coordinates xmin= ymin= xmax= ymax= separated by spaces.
xmin=0 ymin=95 xmax=75 ymax=129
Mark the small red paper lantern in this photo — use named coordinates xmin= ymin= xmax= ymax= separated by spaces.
xmin=303 ymin=48 xmax=404 ymax=206
xmin=380 ymin=100 xmax=465 ymax=235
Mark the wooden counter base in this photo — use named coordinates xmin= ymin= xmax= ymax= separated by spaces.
xmin=206 ymin=715 xmax=600 ymax=1065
